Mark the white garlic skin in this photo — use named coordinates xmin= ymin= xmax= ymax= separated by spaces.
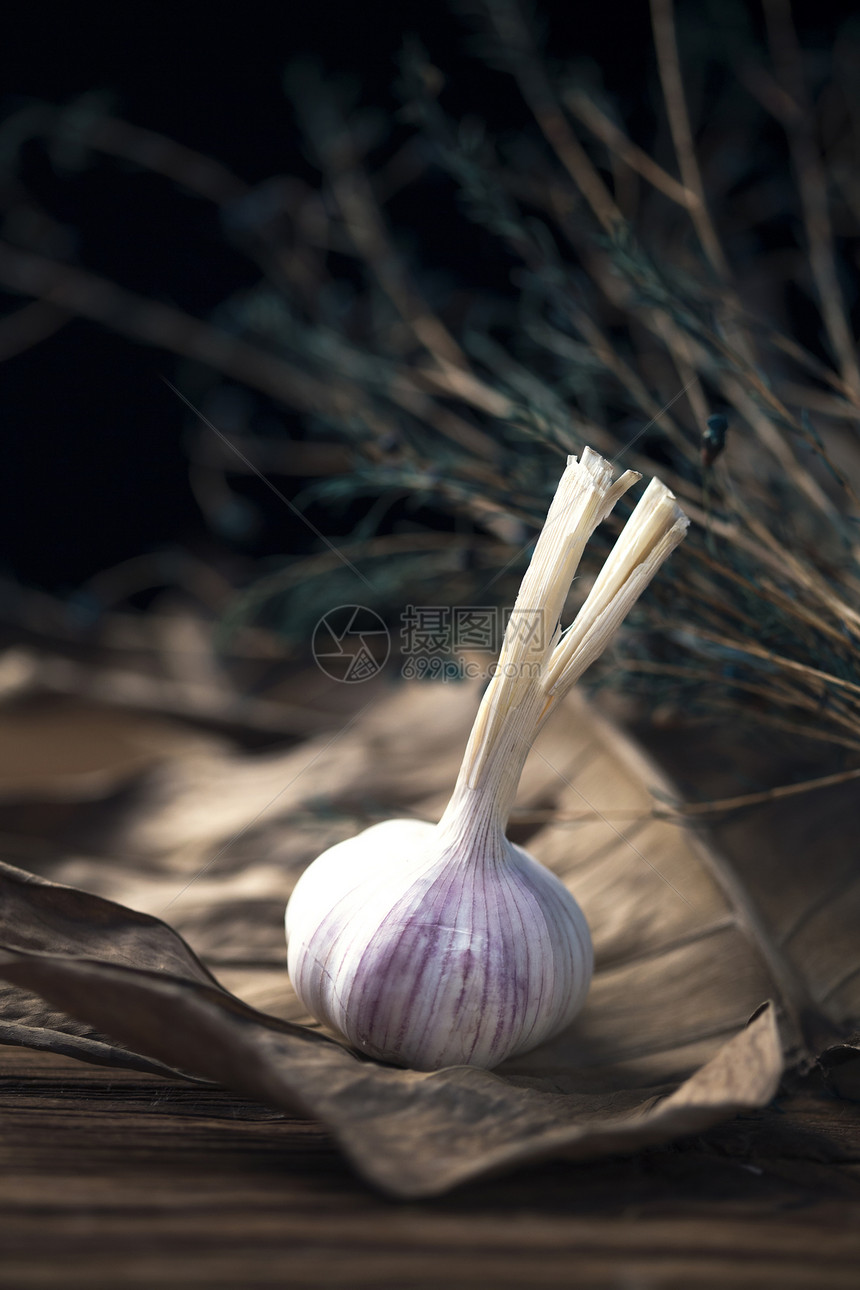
xmin=286 ymin=818 xmax=593 ymax=1071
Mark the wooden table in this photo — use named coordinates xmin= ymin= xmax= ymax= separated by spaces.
xmin=1 ymin=1047 xmax=859 ymax=1288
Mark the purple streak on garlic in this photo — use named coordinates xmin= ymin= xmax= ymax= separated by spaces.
xmin=287 ymin=767 xmax=593 ymax=1070
xmin=286 ymin=448 xmax=688 ymax=1071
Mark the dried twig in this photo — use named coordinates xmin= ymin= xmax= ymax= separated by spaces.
xmin=649 ymin=0 xmax=729 ymax=278
xmin=763 ymin=0 xmax=860 ymax=399
xmin=666 ymin=765 xmax=860 ymax=817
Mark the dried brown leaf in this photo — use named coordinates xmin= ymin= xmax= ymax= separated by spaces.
xmin=0 ymin=858 xmax=781 ymax=1196
xmin=0 ymin=679 xmax=849 ymax=1194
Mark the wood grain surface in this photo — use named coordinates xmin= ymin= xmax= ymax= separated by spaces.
xmin=1 ymin=1045 xmax=859 ymax=1289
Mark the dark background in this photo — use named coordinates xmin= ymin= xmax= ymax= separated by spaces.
xmin=0 ymin=1 xmax=846 ymax=593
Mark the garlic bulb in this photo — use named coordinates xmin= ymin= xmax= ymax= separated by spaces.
xmin=286 ymin=449 xmax=688 ymax=1070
